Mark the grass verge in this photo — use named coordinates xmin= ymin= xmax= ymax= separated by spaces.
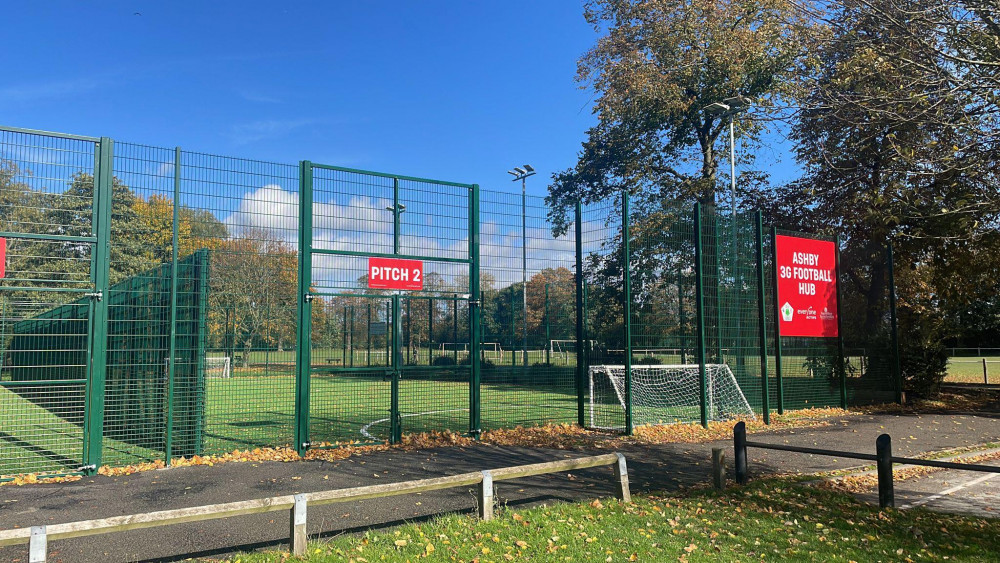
xmin=211 ymin=478 xmax=1000 ymax=562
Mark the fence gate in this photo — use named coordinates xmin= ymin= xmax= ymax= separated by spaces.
xmin=294 ymin=162 xmax=480 ymax=452
xmin=0 ymin=128 xmax=112 ymax=477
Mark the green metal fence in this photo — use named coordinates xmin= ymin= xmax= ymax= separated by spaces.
xmin=0 ymin=123 xmax=902 ymax=479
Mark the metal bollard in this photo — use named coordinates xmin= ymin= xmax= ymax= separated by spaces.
xmin=876 ymin=434 xmax=894 ymax=509
xmin=478 ymin=470 xmax=494 ymax=520
xmin=734 ymin=421 xmax=748 ymax=485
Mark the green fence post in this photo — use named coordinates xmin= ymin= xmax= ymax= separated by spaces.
xmin=510 ymin=290 xmax=516 ymax=367
xmin=165 ymin=146 xmax=181 ymax=463
xmin=887 ymin=243 xmax=902 ymax=403
xmin=367 ymin=303 xmax=372 ymax=367
xmin=428 ymin=298 xmax=434 ymax=364
xmin=678 ymin=264 xmax=686 ymax=364
xmin=575 ymin=202 xmax=585 ymax=427
xmin=469 ymin=184 xmax=482 ymax=436
xmin=385 ymin=302 xmax=390 ymax=367
xmin=406 ymin=299 xmax=411 ymax=365
xmin=390 ymin=295 xmax=401 ymax=443
xmin=342 ymin=307 xmax=347 ymax=364
xmin=349 ymin=307 xmax=355 ymax=367
xmin=755 ymin=211 xmax=770 ymax=424
xmin=694 ymin=203 xmax=709 ymax=428
xmin=770 ymin=226 xmax=784 ymax=415
xmin=82 ymin=137 xmax=114 ymax=474
xmin=544 ymin=283 xmax=550 ymax=365
xmin=293 ymin=160 xmax=314 ymax=456
xmin=835 ymin=235 xmax=848 ymax=409
xmin=622 ymin=192 xmax=633 ymax=434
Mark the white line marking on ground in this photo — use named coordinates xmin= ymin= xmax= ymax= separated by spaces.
xmin=901 ymin=471 xmax=999 ymax=509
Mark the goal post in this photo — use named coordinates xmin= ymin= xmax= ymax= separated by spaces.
xmin=205 ymin=356 xmax=232 ymax=379
xmin=587 ymin=364 xmax=755 ymax=430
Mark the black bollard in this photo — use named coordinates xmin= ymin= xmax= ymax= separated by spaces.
xmin=876 ymin=434 xmax=894 ymax=509
xmin=734 ymin=421 xmax=748 ymax=485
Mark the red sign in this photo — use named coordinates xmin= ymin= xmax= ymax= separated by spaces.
xmin=0 ymin=237 xmax=5 ymax=279
xmin=367 ymin=257 xmax=423 ymax=291
xmin=775 ymin=234 xmax=839 ymax=337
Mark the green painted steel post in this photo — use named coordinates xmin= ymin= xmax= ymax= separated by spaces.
xmin=545 ymin=283 xmax=550 ymax=365
xmin=887 ymin=244 xmax=902 ymax=404
xmin=390 ymin=295 xmax=401 ymax=443
xmin=428 ymin=298 xmax=434 ymax=364
xmin=84 ymin=136 xmax=114 ymax=474
xmin=349 ymin=306 xmax=355 ymax=367
xmin=678 ymin=265 xmax=686 ymax=364
xmin=469 ymin=184 xmax=482 ymax=436
xmin=754 ymin=212 xmax=770 ymax=424
xmin=770 ymin=227 xmax=784 ymax=414
xmin=342 ymin=307 xmax=347 ymax=364
xmin=406 ymin=298 xmax=411 ymax=365
xmin=165 ymin=146 xmax=181 ymax=463
xmin=835 ymin=235 xmax=848 ymax=409
xmin=694 ymin=203 xmax=709 ymax=428
xmin=293 ymin=161 xmax=314 ymax=456
xmin=393 ymin=178 xmax=400 ymax=254
xmin=385 ymin=302 xmax=390 ymax=366
xmin=575 ymin=202 xmax=585 ymax=427
xmin=622 ymin=192 xmax=633 ymax=434
xmin=453 ymin=295 xmax=458 ymax=363
xmin=510 ymin=290 xmax=516 ymax=367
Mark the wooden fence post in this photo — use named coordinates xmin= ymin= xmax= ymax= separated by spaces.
xmin=712 ymin=448 xmax=726 ymax=490
xmin=290 ymin=494 xmax=308 ymax=556
xmin=478 ymin=470 xmax=494 ymax=520
xmin=614 ymin=453 xmax=631 ymax=502
xmin=29 ymin=526 xmax=46 ymax=563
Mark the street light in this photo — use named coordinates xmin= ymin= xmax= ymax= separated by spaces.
xmin=705 ymin=96 xmax=751 ymax=215
xmin=508 ymin=165 xmax=536 ymax=368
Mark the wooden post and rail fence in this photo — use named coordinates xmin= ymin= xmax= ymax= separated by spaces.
xmin=717 ymin=421 xmax=1000 ymax=509
xmin=0 ymin=453 xmax=630 ymax=563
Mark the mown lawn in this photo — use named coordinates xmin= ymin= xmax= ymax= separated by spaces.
xmin=215 ymin=479 xmax=1000 ymax=562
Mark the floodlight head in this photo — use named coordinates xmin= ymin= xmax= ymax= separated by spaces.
xmin=704 ymin=101 xmax=731 ymax=114
xmin=524 ymin=164 xmax=534 ymax=172
xmin=514 ymin=167 xmax=526 ymax=175
xmin=507 ymin=170 xmax=518 ymax=177
xmin=724 ymin=95 xmax=752 ymax=110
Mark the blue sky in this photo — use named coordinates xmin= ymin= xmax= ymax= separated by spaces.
xmin=2 ymin=1 xmax=798 ymax=197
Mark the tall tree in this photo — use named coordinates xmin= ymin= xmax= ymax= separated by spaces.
xmin=548 ymin=0 xmax=817 ymax=231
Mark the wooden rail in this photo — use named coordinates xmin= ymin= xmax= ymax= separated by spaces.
xmin=0 ymin=452 xmax=629 ymax=562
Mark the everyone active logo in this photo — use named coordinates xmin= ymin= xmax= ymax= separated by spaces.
xmin=781 ymin=302 xmax=794 ymax=322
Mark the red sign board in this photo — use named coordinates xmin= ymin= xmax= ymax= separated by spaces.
xmin=367 ymin=257 xmax=423 ymax=291
xmin=0 ymin=237 xmax=5 ymax=279
xmin=775 ymin=234 xmax=839 ymax=338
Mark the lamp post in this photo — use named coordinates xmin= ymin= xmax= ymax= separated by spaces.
xmin=704 ymin=96 xmax=751 ymax=215
xmin=508 ymin=165 xmax=535 ymax=368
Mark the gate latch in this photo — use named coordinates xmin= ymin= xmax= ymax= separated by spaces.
xmin=304 ymin=293 xmax=315 ymax=302
xmin=84 ymin=292 xmax=103 ymax=301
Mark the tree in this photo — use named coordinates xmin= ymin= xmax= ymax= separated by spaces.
xmin=547 ymin=0 xmax=817 ymax=233
xmin=771 ymin=0 xmax=1000 ymax=393
xmin=208 ymin=227 xmax=298 ymax=366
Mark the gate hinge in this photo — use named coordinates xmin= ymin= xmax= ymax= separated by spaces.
xmin=85 ymin=292 xmax=103 ymax=301
xmin=304 ymin=293 xmax=315 ymax=302
xmin=78 ymin=464 xmax=97 ymax=472
xmin=468 ymin=299 xmax=481 ymax=306
xmin=301 ymin=441 xmax=312 ymax=448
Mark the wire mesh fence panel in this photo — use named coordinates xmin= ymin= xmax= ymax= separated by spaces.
xmin=479 ymin=189 xmax=578 ymax=430
xmin=713 ymin=209 xmax=765 ymax=418
xmin=626 ymin=198 xmax=702 ymax=425
xmin=178 ymin=151 xmax=300 ymax=455
xmin=579 ymin=197 xmax=627 ymax=431
xmin=0 ymin=128 xmax=99 ymax=476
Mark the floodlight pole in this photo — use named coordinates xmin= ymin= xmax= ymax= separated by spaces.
xmin=509 ymin=166 xmax=536 ymax=368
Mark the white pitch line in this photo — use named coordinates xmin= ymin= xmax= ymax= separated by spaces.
xmin=901 ymin=471 xmax=1000 ymax=509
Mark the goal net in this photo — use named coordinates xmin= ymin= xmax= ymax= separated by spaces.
xmin=205 ymin=356 xmax=232 ymax=379
xmin=588 ymin=364 xmax=754 ymax=429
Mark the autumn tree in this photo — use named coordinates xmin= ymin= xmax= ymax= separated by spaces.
xmin=547 ymin=0 xmax=818 ymax=229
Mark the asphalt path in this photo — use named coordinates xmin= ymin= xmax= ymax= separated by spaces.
xmin=1 ymin=410 xmax=998 ymax=562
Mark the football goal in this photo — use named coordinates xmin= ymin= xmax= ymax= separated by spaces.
xmin=205 ymin=356 xmax=232 ymax=379
xmin=588 ymin=364 xmax=754 ymax=430
xmin=549 ymin=339 xmax=595 ymax=361
xmin=438 ymin=342 xmax=503 ymax=361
